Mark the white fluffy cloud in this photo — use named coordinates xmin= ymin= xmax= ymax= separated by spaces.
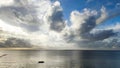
xmin=96 ymin=6 xmax=107 ymax=24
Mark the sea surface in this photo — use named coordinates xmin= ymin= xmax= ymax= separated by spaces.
xmin=0 ymin=50 xmax=120 ymax=68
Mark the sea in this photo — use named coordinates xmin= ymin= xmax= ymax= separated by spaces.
xmin=0 ymin=50 xmax=120 ymax=68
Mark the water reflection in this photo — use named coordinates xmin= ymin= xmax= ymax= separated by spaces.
xmin=0 ymin=50 xmax=120 ymax=68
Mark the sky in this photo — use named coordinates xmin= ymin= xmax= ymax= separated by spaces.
xmin=0 ymin=0 xmax=120 ymax=49
xmin=59 ymin=0 xmax=120 ymax=26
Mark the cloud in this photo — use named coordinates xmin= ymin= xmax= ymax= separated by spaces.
xmin=0 ymin=0 xmax=65 ymax=32
xmin=0 ymin=0 xmax=51 ymax=32
xmin=64 ymin=7 xmax=117 ymax=44
xmin=96 ymin=6 xmax=120 ymax=24
xmin=0 ymin=37 xmax=31 ymax=47
xmin=83 ymin=30 xmax=115 ymax=41
xmin=0 ymin=0 xmax=68 ymax=48
xmin=46 ymin=1 xmax=65 ymax=32
xmin=0 ymin=0 xmax=120 ymax=48
xmin=96 ymin=6 xmax=107 ymax=24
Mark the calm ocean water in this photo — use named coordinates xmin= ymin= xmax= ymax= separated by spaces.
xmin=0 ymin=50 xmax=120 ymax=68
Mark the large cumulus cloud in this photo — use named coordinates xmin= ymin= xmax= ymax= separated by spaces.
xmin=63 ymin=8 xmax=116 ymax=43
xmin=62 ymin=7 xmax=120 ymax=48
